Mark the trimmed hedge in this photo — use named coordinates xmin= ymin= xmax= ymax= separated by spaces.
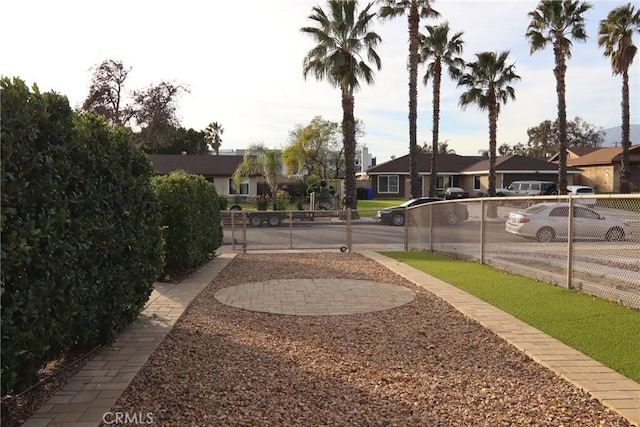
xmin=152 ymin=171 xmax=223 ymax=276
xmin=1 ymin=77 xmax=163 ymax=395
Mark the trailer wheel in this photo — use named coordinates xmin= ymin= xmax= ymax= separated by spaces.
xmin=249 ymin=215 xmax=263 ymax=227
xmin=267 ymin=214 xmax=282 ymax=227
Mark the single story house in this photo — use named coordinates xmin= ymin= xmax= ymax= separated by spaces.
xmin=363 ymin=154 xmax=481 ymax=199
xmin=365 ymin=153 xmax=583 ymax=199
xmin=148 ymin=154 xmax=264 ymax=198
xmin=549 ymin=145 xmax=640 ymax=192
xmin=461 ymin=155 xmax=582 ymax=196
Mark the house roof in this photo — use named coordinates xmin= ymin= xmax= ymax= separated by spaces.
xmin=563 ymin=145 xmax=640 ymax=167
xmin=366 ymin=154 xmax=483 ymax=174
xmin=149 ymin=154 xmax=246 ymax=176
xmin=548 ymin=146 xmax=600 ymax=162
xmin=463 ymin=155 xmax=583 ymax=174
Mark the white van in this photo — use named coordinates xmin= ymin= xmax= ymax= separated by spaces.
xmin=567 ymin=185 xmax=596 ymax=206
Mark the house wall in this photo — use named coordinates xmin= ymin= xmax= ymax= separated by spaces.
xmin=577 ymin=165 xmax=616 ymax=192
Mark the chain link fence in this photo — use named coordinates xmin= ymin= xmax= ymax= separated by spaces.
xmin=406 ymin=195 xmax=640 ymax=309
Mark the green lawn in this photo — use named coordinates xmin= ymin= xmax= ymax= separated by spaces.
xmin=382 ymin=251 xmax=640 ymax=383
xmin=357 ymin=199 xmax=405 ymax=217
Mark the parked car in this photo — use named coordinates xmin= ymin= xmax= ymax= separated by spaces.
xmin=567 ymin=185 xmax=596 ymax=206
xmin=376 ymin=197 xmax=468 ymax=226
xmin=505 ymin=202 xmax=631 ymax=242
xmin=444 ymin=187 xmax=469 ymax=199
xmin=496 ymin=180 xmax=558 ymax=206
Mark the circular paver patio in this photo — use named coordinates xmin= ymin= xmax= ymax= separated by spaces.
xmin=214 ymin=278 xmax=416 ymax=316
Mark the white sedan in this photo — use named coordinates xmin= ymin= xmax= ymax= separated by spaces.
xmin=505 ymin=202 xmax=631 ymax=243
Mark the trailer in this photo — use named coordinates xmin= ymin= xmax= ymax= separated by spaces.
xmin=246 ymin=211 xmax=315 ymax=227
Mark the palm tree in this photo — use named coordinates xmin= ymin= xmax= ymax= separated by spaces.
xmin=458 ymin=51 xmax=520 ymax=217
xmin=233 ymin=143 xmax=283 ymax=210
xmin=302 ymin=1 xmax=381 ymax=212
xmin=598 ymin=3 xmax=640 ymax=194
xmin=378 ymin=0 xmax=439 ymax=199
xmin=421 ymin=22 xmax=465 ymax=197
xmin=204 ymin=121 xmax=224 ymax=155
xmin=526 ymin=0 xmax=592 ymax=195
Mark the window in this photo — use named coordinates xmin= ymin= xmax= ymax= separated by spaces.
xmin=473 ymin=176 xmax=481 ymax=191
xmin=575 ymin=207 xmax=599 ymax=219
xmin=229 ymin=179 xmax=249 ymax=195
xmin=378 ymin=175 xmax=399 ymax=194
xmin=549 ymin=207 xmax=569 ymax=217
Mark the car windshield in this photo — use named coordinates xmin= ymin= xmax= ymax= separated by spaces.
xmin=399 ymin=199 xmax=420 ymax=207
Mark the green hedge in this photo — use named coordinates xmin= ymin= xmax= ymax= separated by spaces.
xmin=152 ymin=171 xmax=223 ymax=276
xmin=0 ymin=77 xmax=163 ymax=395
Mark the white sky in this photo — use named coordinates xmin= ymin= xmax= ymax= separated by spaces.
xmin=2 ymin=0 xmax=639 ymax=163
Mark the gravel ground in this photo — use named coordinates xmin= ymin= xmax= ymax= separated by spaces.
xmin=108 ymin=253 xmax=630 ymax=426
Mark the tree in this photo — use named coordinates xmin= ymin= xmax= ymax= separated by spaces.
xmin=130 ymin=81 xmax=189 ymax=152
xmin=81 ymin=60 xmax=134 ymax=126
xmin=132 ymin=81 xmax=188 ymax=129
xmin=378 ymin=0 xmax=439 ymax=199
xmin=498 ymin=143 xmax=514 ymax=156
xmin=458 ymin=51 xmax=520 ymax=217
xmin=526 ymin=116 xmax=604 ymax=157
xmin=133 ymin=125 xmax=208 ymax=154
xmin=204 ymin=121 xmax=224 ymax=155
xmin=598 ymin=3 xmax=640 ymax=193
xmin=233 ymin=143 xmax=283 ymax=210
xmin=421 ymin=22 xmax=465 ymax=197
xmin=526 ymin=0 xmax=592 ymax=195
xmin=283 ymin=116 xmax=342 ymax=178
xmin=419 ymin=140 xmax=456 ymax=154
xmin=302 ymin=0 xmax=382 ymax=211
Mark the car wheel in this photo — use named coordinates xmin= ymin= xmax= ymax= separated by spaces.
xmin=526 ymin=199 xmax=536 ymax=207
xmin=605 ymin=227 xmax=624 ymax=241
xmin=249 ymin=215 xmax=263 ymax=227
xmin=267 ymin=214 xmax=282 ymax=227
xmin=536 ymin=227 xmax=555 ymax=243
xmin=495 ymin=194 xmax=505 ymax=206
xmin=229 ymin=205 xmax=242 ymax=211
xmin=445 ymin=212 xmax=458 ymax=225
xmin=392 ymin=213 xmax=405 ymax=226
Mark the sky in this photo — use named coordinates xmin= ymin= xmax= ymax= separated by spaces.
xmin=2 ymin=0 xmax=639 ymax=164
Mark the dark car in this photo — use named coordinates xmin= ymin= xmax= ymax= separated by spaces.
xmin=444 ymin=187 xmax=469 ymax=199
xmin=376 ymin=197 xmax=468 ymax=226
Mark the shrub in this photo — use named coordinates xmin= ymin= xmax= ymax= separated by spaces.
xmin=0 ymin=77 xmax=163 ymax=395
xmin=218 ymin=193 xmax=229 ymax=211
xmin=152 ymin=171 xmax=222 ymax=276
xmin=276 ymin=189 xmax=291 ymax=210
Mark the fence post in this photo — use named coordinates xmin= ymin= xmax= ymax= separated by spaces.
xmin=231 ymin=211 xmax=236 ymax=252
xmin=404 ymin=212 xmax=408 ymax=251
xmin=429 ymin=205 xmax=434 ymax=253
xmin=346 ymin=208 xmax=352 ymax=252
xmin=289 ymin=210 xmax=293 ymax=249
xmin=566 ymin=197 xmax=574 ymax=289
xmin=480 ymin=198 xmax=485 ymax=264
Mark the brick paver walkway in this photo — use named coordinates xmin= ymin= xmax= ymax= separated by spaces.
xmin=22 ymin=250 xmax=639 ymax=426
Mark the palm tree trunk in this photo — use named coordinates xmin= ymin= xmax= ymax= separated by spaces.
xmin=487 ymin=91 xmax=498 ymax=218
xmin=620 ymin=70 xmax=631 ymax=193
xmin=429 ymin=60 xmax=442 ymax=197
xmin=554 ymin=47 xmax=568 ymax=195
xmin=408 ymin=1 xmax=420 ymax=199
xmin=341 ymin=85 xmax=358 ymax=214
